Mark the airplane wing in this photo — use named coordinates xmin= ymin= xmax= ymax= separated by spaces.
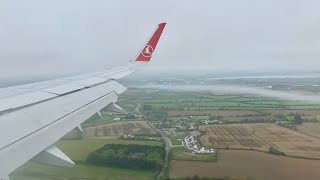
xmin=0 ymin=22 xmax=166 ymax=179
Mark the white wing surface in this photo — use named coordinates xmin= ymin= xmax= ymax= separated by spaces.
xmin=0 ymin=22 xmax=166 ymax=180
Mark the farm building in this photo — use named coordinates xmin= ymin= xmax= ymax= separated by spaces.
xmin=113 ymin=117 xmax=121 ymax=121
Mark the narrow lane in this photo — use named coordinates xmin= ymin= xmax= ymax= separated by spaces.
xmin=156 ymin=130 xmax=171 ymax=180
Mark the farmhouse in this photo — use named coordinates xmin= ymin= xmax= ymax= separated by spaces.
xmin=202 ymin=120 xmax=223 ymax=125
xmin=123 ymin=134 xmax=135 ymax=139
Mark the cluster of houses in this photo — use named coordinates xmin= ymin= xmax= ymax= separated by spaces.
xmin=113 ymin=114 xmax=143 ymax=121
xmin=275 ymin=120 xmax=290 ymax=125
xmin=123 ymin=134 xmax=135 ymax=138
xmin=184 ymin=136 xmax=215 ymax=153
xmin=153 ymin=119 xmax=187 ymax=129
xmin=201 ymin=120 xmax=223 ymax=125
xmin=123 ymin=134 xmax=162 ymax=141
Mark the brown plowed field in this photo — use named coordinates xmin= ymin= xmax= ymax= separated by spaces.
xmin=297 ymin=122 xmax=320 ymax=139
xmin=83 ymin=121 xmax=155 ymax=137
xmin=200 ymin=123 xmax=320 ymax=159
xmin=170 ymin=150 xmax=320 ymax=180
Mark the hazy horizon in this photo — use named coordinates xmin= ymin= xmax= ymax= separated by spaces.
xmin=1 ymin=0 xmax=320 ymax=80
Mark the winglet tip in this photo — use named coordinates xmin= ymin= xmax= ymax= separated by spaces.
xmin=135 ymin=22 xmax=167 ymax=62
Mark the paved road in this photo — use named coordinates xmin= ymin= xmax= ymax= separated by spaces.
xmin=135 ymin=102 xmax=142 ymax=115
xmin=156 ymin=130 xmax=171 ymax=180
xmin=135 ymin=107 xmax=171 ymax=180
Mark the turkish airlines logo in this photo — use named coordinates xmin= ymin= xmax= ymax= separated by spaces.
xmin=141 ymin=45 xmax=154 ymax=58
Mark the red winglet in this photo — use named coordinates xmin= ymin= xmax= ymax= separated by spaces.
xmin=135 ymin=23 xmax=166 ymax=62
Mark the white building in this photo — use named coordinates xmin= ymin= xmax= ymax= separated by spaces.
xmin=113 ymin=117 xmax=120 ymax=121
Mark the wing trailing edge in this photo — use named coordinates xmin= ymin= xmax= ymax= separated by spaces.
xmin=105 ymin=103 xmax=127 ymax=114
xmin=31 ymin=145 xmax=75 ymax=167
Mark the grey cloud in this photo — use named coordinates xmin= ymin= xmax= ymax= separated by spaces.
xmin=1 ymin=0 xmax=320 ymax=80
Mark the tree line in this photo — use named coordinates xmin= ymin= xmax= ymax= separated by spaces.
xmin=87 ymin=144 xmax=165 ymax=170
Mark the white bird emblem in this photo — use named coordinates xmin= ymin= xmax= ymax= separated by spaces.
xmin=142 ymin=45 xmax=154 ymax=57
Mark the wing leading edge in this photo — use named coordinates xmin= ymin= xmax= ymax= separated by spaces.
xmin=0 ymin=22 xmax=166 ymax=179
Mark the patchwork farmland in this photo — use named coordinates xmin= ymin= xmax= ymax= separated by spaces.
xmin=83 ymin=121 xmax=155 ymax=137
xmin=200 ymin=123 xmax=320 ymax=159
xmin=170 ymin=150 xmax=320 ymax=180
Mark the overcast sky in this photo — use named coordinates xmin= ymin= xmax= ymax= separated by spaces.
xmin=1 ymin=0 xmax=320 ymax=79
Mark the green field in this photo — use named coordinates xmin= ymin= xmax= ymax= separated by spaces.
xmin=170 ymin=138 xmax=183 ymax=146
xmin=132 ymin=91 xmax=320 ymax=110
xmin=11 ymin=162 xmax=154 ymax=180
xmin=169 ymin=134 xmax=186 ymax=146
xmin=82 ymin=113 xmax=127 ymax=128
xmin=61 ymin=128 xmax=82 ymax=140
xmin=57 ymin=138 xmax=163 ymax=161
xmin=11 ymin=138 xmax=163 ymax=180
xmin=118 ymin=90 xmax=320 ymax=123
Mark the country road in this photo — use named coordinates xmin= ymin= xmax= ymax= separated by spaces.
xmin=135 ymin=102 xmax=142 ymax=115
xmin=156 ymin=130 xmax=171 ymax=180
xmin=133 ymin=102 xmax=171 ymax=180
